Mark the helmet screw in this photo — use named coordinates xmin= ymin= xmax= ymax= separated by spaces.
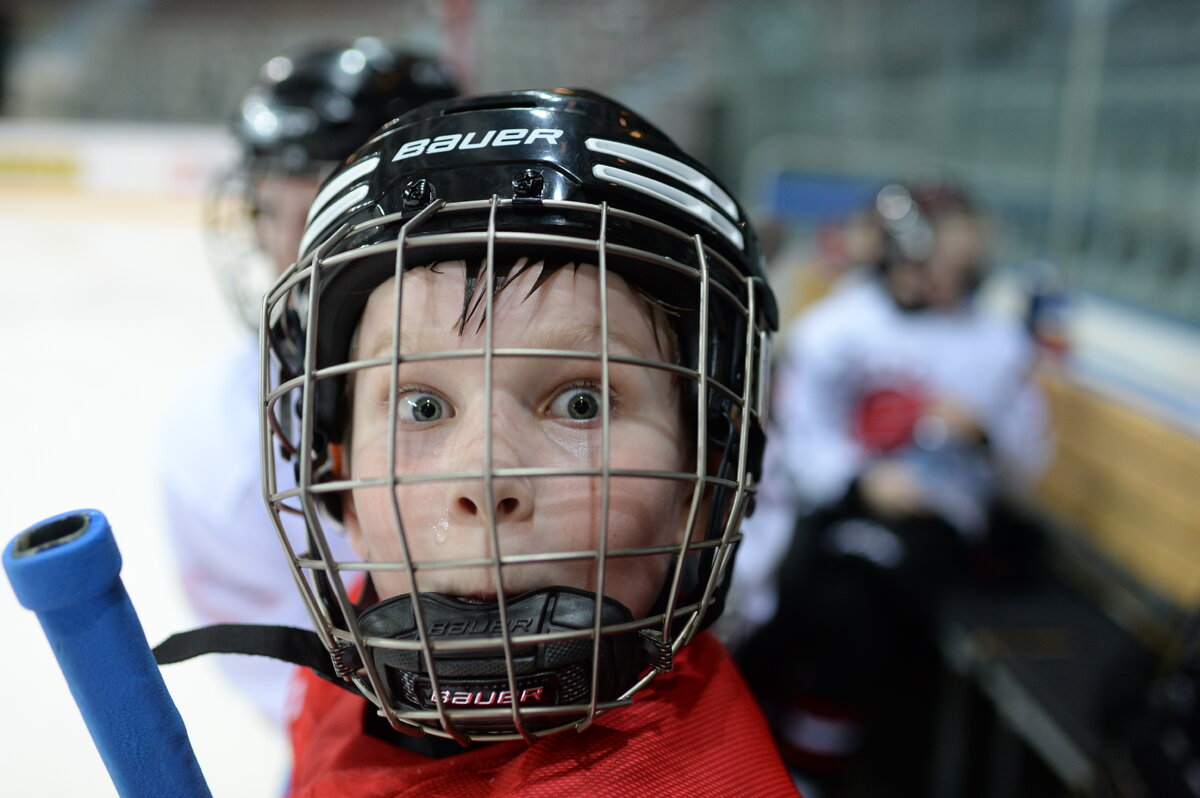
xmin=402 ymin=178 xmax=436 ymax=209
xmin=512 ymin=169 xmax=545 ymax=200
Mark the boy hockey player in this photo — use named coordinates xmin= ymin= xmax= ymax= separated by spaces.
xmin=258 ymin=88 xmax=797 ymax=795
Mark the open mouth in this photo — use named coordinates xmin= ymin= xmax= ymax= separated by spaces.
xmin=440 ymin=586 xmax=547 ymax=606
xmin=452 ymin=593 xmax=499 ymax=606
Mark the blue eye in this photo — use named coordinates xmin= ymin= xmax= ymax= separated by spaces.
xmin=552 ymin=388 xmax=602 ymax=420
xmin=401 ymin=393 xmax=447 ymax=422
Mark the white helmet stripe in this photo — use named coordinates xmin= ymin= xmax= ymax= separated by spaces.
xmin=299 ymin=183 xmax=369 ymax=257
xmin=306 ymin=155 xmax=380 ymax=225
xmin=585 ymin=137 xmax=739 ymax=221
xmin=592 ymin=164 xmax=744 ymax=251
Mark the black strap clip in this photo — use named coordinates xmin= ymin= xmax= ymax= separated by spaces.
xmin=639 ymin=629 xmax=674 ymax=672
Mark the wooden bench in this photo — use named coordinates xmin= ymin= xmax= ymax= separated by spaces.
xmin=932 ymin=535 xmax=1158 ymax=796
xmin=928 ymin=372 xmax=1200 ymax=796
xmin=1036 ymin=373 xmax=1200 ymax=613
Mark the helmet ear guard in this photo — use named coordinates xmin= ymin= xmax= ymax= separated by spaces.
xmin=261 ymin=89 xmax=778 ymax=742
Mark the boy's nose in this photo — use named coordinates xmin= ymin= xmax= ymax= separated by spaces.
xmin=453 ymin=478 xmax=533 ymax=525
xmin=446 ymin=408 xmax=535 ymax=527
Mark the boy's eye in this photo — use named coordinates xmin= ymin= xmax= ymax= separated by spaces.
xmin=550 ymin=388 xmax=603 ymax=421
xmin=400 ymin=392 xmax=449 ymax=422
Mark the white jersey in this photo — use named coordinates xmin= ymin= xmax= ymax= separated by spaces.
xmin=158 ymin=336 xmax=356 ymax=726
xmin=727 ymin=273 xmax=1050 ymax=640
xmin=771 ymin=273 xmax=1048 ymax=507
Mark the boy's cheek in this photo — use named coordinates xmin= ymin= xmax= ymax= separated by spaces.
xmin=606 ymin=553 xmax=675 ymax=617
xmin=340 ymin=493 xmax=366 ymax=557
xmin=344 ymin=484 xmax=408 ymax=555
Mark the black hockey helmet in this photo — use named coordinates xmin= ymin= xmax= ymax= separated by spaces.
xmin=261 ymin=88 xmax=777 ymax=743
xmin=207 ymin=39 xmax=459 ymax=329
xmin=236 ymin=38 xmax=458 ymax=175
xmin=275 ymin=88 xmax=776 ymax=444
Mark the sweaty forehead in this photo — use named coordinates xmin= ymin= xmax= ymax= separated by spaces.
xmin=354 ymin=262 xmax=670 ymax=361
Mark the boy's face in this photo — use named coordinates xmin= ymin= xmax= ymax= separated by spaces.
xmin=341 ymin=262 xmax=692 ymax=618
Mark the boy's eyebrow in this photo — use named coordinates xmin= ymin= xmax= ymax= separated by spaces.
xmin=361 ymin=325 xmax=662 ymax=361
xmin=508 ymin=325 xmax=654 ymax=358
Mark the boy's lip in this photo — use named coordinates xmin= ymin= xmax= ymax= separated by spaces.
xmin=446 ymin=586 xmax=548 ymax=605
xmin=453 ymin=593 xmax=499 ymax=605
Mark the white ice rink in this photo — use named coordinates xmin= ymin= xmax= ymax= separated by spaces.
xmin=0 ymin=184 xmax=288 ymax=796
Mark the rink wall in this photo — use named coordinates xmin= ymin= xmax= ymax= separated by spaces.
xmin=0 ymin=120 xmax=234 ymax=196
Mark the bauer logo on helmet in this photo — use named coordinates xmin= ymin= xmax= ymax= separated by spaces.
xmin=392 ymin=128 xmax=565 ymax=161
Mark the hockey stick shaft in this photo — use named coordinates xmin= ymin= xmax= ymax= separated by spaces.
xmin=3 ymin=509 xmax=211 ymax=798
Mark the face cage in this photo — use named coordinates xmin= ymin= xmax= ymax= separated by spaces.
xmin=203 ymin=167 xmax=281 ymax=332
xmin=260 ymin=196 xmax=771 ymax=744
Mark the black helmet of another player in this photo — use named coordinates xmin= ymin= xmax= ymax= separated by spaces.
xmin=873 ymin=179 xmax=989 ymax=310
xmin=208 ymin=40 xmax=458 ymax=329
xmin=236 ymin=39 xmax=458 ymax=175
xmin=262 ymin=89 xmax=777 ymax=743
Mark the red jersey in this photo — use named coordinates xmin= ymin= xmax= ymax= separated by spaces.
xmin=287 ymin=631 xmax=800 ymax=797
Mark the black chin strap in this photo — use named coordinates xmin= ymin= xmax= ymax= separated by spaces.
xmin=152 ymin=591 xmax=678 ymax=708
xmin=153 ymin=623 xmax=353 ymax=691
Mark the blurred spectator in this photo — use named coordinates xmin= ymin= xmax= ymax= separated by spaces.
xmin=157 ymin=40 xmax=456 ymax=727
xmin=732 ymin=180 xmax=1051 ymax=792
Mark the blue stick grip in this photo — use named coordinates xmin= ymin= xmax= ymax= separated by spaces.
xmin=4 ymin=509 xmax=211 ymax=798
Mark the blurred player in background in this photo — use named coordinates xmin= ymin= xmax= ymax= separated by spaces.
xmin=158 ymin=39 xmax=457 ymax=726
xmin=734 ymin=180 xmax=1050 ymax=794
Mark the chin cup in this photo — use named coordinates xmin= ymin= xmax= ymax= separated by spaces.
xmin=357 ymin=587 xmax=642 ymax=734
